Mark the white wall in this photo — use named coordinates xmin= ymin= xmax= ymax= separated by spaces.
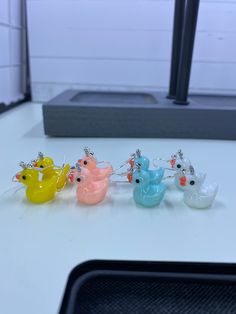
xmin=26 ymin=0 xmax=236 ymax=102
xmin=0 ymin=0 xmax=27 ymax=105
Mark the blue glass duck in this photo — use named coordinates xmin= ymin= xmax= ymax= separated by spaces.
xmin=134 ymin=149 xmax=164 ymax=185
xmin=132 ymin=166 xmax=166 ymax=207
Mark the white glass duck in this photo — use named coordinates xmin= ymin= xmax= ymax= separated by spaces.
xmin=180 ymin=165 xmax=218 ymax=209
xmin=170 ymin=149 xmax=191 ymax=190
xmin=170 ymin=149 xmax=206 ymax=191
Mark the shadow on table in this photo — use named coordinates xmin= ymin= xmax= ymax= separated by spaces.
xmin=23 ymin=121 xmax=44 ymax=138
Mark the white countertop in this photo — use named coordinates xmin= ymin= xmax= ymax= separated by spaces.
xmin=0 ymin=102 xmax=236 ymax=314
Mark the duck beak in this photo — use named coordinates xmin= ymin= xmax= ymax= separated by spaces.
xmin=127 ymin=172 xmax=133 ymax=183
xmin=180 ymin=176 xmax=186 ymax=186
xmin=34 ymin=162 xmax=38 ymax=167
xmin=129 ymin=159 xmax=134 ymax=167
xmin=68 ymin=172 xmax=75 ymax=183
xmin=170 ymin=159 xmax=176 ymax=168
xmin=78 ymin=159 xmax=82 ymax=165
xmin=12 ymin=173 xmax=20 ymax=182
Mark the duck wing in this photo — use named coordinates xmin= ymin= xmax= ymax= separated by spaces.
xmin=148 ymin=167 xmax=165 ymax=185
xmin=144 ymin=183 xmax=166 ymax=201
xmin=198 ymin=172 xmax=206 ymax=184
xmin=91 ymin=168 xmax=109 ymax=180
xmin=184 ymin=183 xmax=218 ymax=209
xmin=201 ymin=183 xmax=218 ymax=199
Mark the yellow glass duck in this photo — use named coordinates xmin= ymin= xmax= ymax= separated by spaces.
xmin=33 ymin=152 xmax=70 ymax=191
xmin=14 ymin=162 xmax=57 ymax=203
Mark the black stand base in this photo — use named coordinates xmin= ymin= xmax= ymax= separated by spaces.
xmin=174 ymin=100 xmax=189 ymax=105
xmin=166 ymin=94 xmax=176 ymax=100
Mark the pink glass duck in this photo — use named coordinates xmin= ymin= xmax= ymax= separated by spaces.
xmin=67 ymin=163 xmax=82 ymax=184
xmin=78 ymin=147 xmax=113 ymax=181
xmin=75 ymin=165 xmax=109 ymax=205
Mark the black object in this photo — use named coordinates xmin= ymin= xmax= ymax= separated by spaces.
xmin=167 ymin=0 xmax=186 ymax=100
xmin=60 ymin=260 xmax=236 ymax=314
xmin=175 ymin=0 xmax=200 ymax=105
xmin=43 ymin=90 xmax=236 ymax=139
xmin=0 ymin=94 xmax=31 ymax=114
xmin=168 ymin=0 xmax=200 ymax=104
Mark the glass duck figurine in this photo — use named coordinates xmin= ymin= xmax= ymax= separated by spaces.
xmin=123 ymin=149 xmax=164 ymax=184
xmin=169 ymin=149 xmax=206 ymax=191
xmin=132 ymin=164 xmax=166 ymax=207
xmin=68 ymin=162 xmax=85 ymax=184
xmin=169 ymin=149 xmax=191 ymax=190
xmin=33 ymin=152 xmax=70 ymax=191
xmin=68 ymin=164 xmax=79 ymax=184
xmin=77 ymin=147 xmax=113 ymax=181
xmin=75 ymin=165 xmax=109 ymax=205
xmin=14 ymin=162 xmax=58 ymax=203
xmin=179 ymin=165 xmax=218 ymax=209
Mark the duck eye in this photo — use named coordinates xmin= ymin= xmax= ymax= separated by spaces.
xmin=83 ymin=160 xmax=88 ymax=165
xmin=135 ymin=179 xmax=140 ymax=184
xmin=138 ymin=163 xmax=141 ymax=167
xmin=177 ymin=164 xmax=181 ymax=168
xmin=190 ymin=180 xmax=195 ymax=185
xmin=39 ymin=165 xmax=44 ymax=168
xmin=76 ymin=177 xmax=81 ymax=182
xmin=22 ymin=175 xmax=26 ymax=180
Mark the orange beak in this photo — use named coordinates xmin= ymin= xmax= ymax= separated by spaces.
xmin=68 ymin=172 xmax=75 ymax=183
xmin=180 ymin=176 xmax=186 ymax=186
xmin=127 ymin=172 xmax=133 ymax=183
xmin=34 ymin=162 xmax=38 ymax=167
xmin=170 ymin=159 xmax=176 ymax=168
xmin=15 ymin=173 xmax=20 ymax=180
xmin=129 ymin=159 xmax=134 ymax=167
xmin=78 ymin=159 xmax=82 ymax=165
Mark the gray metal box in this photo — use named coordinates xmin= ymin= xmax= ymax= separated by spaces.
xmin=43 ymin=90 xmax=236 ymax=139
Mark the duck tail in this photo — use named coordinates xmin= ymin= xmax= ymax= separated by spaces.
xmin=56 ymin=163 xmax=71 ymax=192
xmin=108 ymin=164 xmax=113 ymax=176
xmin=159 ymin=167 xmax=165 ymax=178
xmin=212 ymin=183 xmax=219 ymax=199
xmin=61 ymin=163 xmax=70 ymax=177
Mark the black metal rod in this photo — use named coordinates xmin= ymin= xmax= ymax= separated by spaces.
xmin=167 ymin=0 xmax=186 ymax=99
xmin=174 ymin=0 xmax=200 ymax=105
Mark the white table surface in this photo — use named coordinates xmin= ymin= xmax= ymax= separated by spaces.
xmin=0 ymin=102 xmax=236 ymax=314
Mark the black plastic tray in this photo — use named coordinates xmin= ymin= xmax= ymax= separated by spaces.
xmin=59 ymin=260 xmax=236 ymax=314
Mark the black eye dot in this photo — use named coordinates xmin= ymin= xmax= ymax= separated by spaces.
xmin=76 ymin=177 xmax=81 ymax=182
xmin=190 ymin=180 xmax=195 ymax=185
xmin=22 ymin=175 xmax=26 ymax=180
xmin=135 ymin=179 xmax=140 ymax=184
xmin=39 ymin=165 xmax=44 ymax=168
xmin=83 ymin=160 xmax=88 ymax=165
xmin=138 ymin=163 xmax=141 ymax=166
xmin=177 ymin=164 xmax=181 ymax=168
